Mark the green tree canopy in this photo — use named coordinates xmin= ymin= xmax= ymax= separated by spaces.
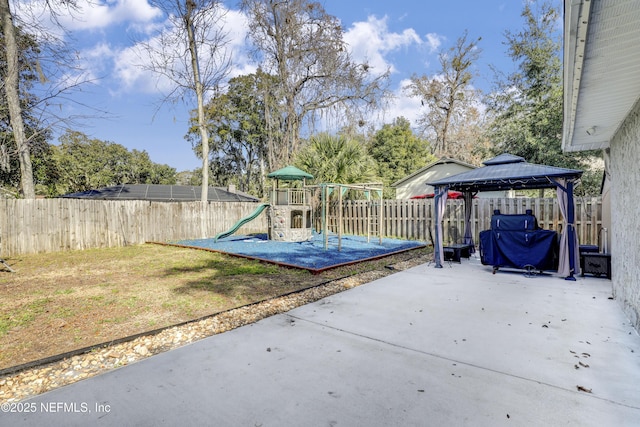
xmin=369 ymin=117 xmax=436 ymax=196
xmin=52 ymin=130 xmax=176 ymax=195
xmin=484 ymin=0 xmax=601 ymax=194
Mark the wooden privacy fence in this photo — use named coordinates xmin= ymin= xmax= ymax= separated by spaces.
xmin=324 ymin=197 xmax=603 ymax=247
xmin=0 ymin=199 xmax=268 ymax=257
xmin=1 ymin=197 xmax=602 ymax=257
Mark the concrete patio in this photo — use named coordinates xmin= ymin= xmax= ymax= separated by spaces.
xmin=5 ymin=256 xmax=640 ymax=426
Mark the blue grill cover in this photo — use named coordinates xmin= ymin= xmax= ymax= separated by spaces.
xmin=490 ymin=213 xmax=539 ymax=231
xmin=480 ymin=213 xmax=558 ymax=271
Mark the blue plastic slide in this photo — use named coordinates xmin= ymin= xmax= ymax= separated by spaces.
xmin=214 ymin=203 xmax=270 ymax=242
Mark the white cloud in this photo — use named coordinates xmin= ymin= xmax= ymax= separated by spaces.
xmin=343 ymin=15 xmax=422 ymax=75
xmin=80 ymin=42 xmax=117 ymax=82
xmin=376 ymin=79 xmax=423 ymax=127
xmin=15 ymin=0 xmax=162 ymax=35
xmin=61 ymin=0 xmax=162 ymax=31
xmin=109 ymin=5 xmax=254 ymax=96
xmin=425 ymin=33 xmax=444 ymax=53
xmin=222 ymin=9 xmax=256 ymax=79
xmin=112 ymin=43 xmax=154 ymax=93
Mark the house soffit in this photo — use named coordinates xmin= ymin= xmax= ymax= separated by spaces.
xmin=563 ymin=0 xmax=640 ymax=152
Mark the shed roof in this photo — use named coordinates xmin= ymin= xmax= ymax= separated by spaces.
xmin=427 ymin=154 xmax=583 ymax=192
xmin=391 ymin=157 xmax=476 ymax=187
xmin=61 ymin=184 xmax=259 ymax=203
xmin=267 ymin=166 xmax=313 ymax=181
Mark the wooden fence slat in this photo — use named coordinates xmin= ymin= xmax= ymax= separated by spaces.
xmin=0 ymin=197 xmax=603 ymax=257
xmin=325 ymin=197 xmax=602 ymax=247
xmin=1 ymin=200 xmax=269 ymax=256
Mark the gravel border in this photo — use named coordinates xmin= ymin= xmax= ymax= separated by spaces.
xmin=0 ymin=256 xmax=427 ymax=403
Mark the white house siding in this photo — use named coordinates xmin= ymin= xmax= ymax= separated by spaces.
xmin=609 ymin=98 xmax=640 ymax=330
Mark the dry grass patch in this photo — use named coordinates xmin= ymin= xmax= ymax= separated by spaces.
xmin=0 ymin=243 xmax=431 ymax=370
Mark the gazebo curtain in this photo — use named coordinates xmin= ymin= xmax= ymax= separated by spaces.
xmin=433 ymin=187 xmax=449 ymax=267
xmin=462 ymin=191 xmax=475 ymax=253
xmin=555 ymin=178 xmax=580 ymax=278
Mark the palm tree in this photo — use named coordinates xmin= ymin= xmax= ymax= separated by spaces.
xmin=294 ymin=133 xmax=379 ymax=185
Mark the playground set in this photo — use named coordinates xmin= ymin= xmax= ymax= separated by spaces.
xmin=214 ymin=166 xmax=386 ymax=249
xmin=173 ymin=166 xmax=425 ymax=273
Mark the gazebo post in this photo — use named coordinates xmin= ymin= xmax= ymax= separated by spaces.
xmin=462 ymin=191 xmax=475 ymax=251
xmin=378 ymin=188 xmax=383 ymax=244
xmin=433 ymin=186 xmax=444 ymax=268
xmin=322 ymin=185 xmax=328 ymax=250
xmin=338 ymin=184 xmax=343 ymax=251
xmin=365 ymin=189 xmax=371 ymax=243
xmin=565 ymin=180 xmax=577 ymax=281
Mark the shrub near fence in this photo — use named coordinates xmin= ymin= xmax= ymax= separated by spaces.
xmin=1 ymin=197 xmax=602 ymax=257
xmin=326 ymin=197 xmax=603 ymax=247
xmin=0 ymin=199 xmax=268 ymax=257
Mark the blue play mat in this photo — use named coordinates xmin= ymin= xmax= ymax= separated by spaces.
xmin=172 ymin=233 xmax=426 ymax=273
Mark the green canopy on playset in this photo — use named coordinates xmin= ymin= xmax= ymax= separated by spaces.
xmin=267 ymin=166 xmax=314 ymax=181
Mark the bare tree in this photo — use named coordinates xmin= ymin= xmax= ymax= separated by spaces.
xmin=443 ymin=106 xmax=490 ymax=165
xmin=1 ymin=0 xmax=109 ymax=198
xmin=241 ymin=0 xmax=390 ymax=170
xmin=0 ymin=0 xmax=34 ymax=197
xmin=139 ymin=0 xmax=231 ymax=201
xmin=405 ymin=31 xmax=482 ymax=158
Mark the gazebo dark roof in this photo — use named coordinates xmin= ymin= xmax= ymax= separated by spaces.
xmin=427 ymin=154 xmax=583 ymax=192
xmin=61 ymin=184 xmax=259 ymax=203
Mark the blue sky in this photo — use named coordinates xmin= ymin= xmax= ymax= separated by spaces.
xmin=26 ymin=0 xmax=561 ymax=172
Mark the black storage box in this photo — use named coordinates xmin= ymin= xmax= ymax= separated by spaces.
xmin=579 ymin=245 xmax=600 ymax=273
xmin=443 ymin=244 xmax=472 ymax=263
xmin=581 ymin=253 xmax=611 ymax=279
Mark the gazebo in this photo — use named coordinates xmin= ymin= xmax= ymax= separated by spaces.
xmin=427 ymin=154 xmax=583 ymax=280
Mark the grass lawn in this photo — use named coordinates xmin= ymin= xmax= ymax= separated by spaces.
xmin=0 ymin=243 xmax=430 ymax=371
